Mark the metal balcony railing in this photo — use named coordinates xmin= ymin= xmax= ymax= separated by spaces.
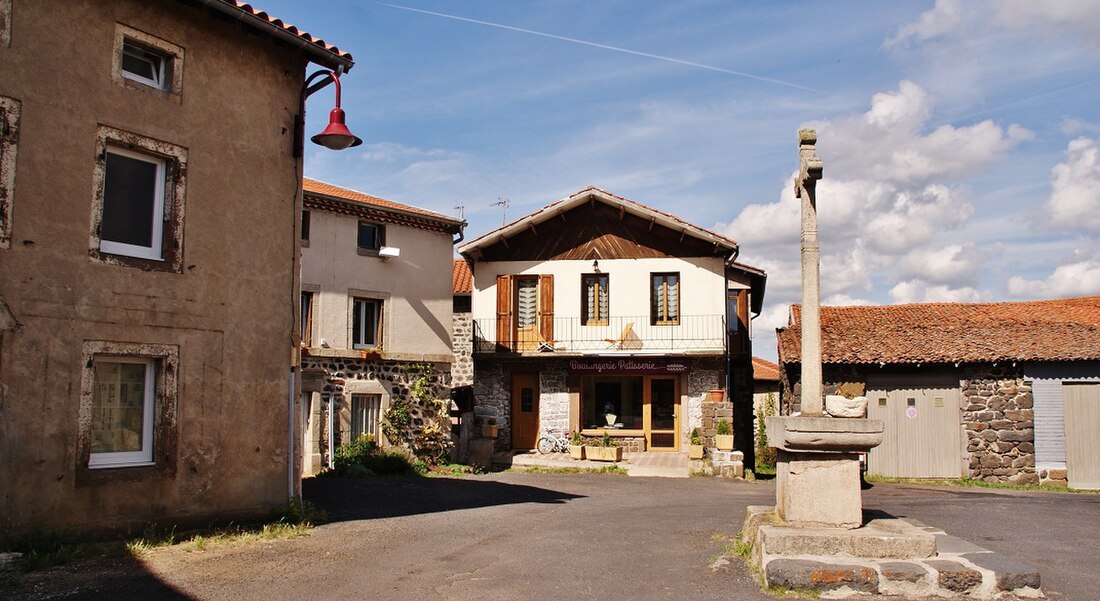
xmin=472 ymin=314 xmax=727 ymax=354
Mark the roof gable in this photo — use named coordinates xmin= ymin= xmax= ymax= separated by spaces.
xmin=459 ymin=187 xmax=736 ymax=262
xmin=777 ymin=296 xmax=1100 ymax=365
xmin=303 ymin=178 xmax=464 ymax=234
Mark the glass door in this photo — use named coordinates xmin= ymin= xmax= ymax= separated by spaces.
xmin=645 ymin=377 xmax=679 ymax=451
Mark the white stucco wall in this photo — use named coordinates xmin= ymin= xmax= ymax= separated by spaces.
xmin=301 ymin=209 xmax=455 ymax=357
xmin=469 ymin=257 xmax=727 ymax=348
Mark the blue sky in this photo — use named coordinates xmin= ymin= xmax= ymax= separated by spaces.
xmin=270 ymin=0 xmax=1100 ymax=360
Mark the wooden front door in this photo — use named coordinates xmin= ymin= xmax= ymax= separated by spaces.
xmin=511 ymin=373 xmax=540 ymax=449
xmin=1063 ymin=383 xmax=1100 ymax=490
xmin=644 ymin=376 xmax=680 ymax=451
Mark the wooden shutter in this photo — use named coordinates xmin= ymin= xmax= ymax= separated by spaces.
xmin=539 ymin=274 xmax=554 ymax=343
xmin=496 ymin=274 xmax=513 ymax=351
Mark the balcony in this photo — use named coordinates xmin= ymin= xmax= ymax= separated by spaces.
xmin=472 ymin=314 xmax=727 ymax=355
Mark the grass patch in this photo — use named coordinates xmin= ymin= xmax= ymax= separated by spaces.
xmin=518 ymin=465 xmax=628 ymax=476
xmin=1 ymin=500 xmax=324 ymax=573
xmin=866 ymin=474 xmax=1100 ymax=494
xmin=764 ymin=584 xmax=821 ymax=598
xmin=423 ymin=463 xmax=488 ymax=477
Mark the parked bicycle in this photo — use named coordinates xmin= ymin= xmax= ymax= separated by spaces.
xmin=536 ymin=430 xmax=570 ymax=454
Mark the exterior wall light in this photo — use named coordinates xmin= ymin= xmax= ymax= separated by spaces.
xmin=310 ymin=70 xmax=362 ymax=150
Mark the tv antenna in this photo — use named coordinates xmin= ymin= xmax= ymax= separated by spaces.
xmin=491 ymin=197 xmax=510 ymax=226
xmin=454 ymin=204 xmax=465 ymax=220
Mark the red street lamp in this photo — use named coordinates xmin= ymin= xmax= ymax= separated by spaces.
xmin=310 ymin=71 xmax=362 ymax=150
xmin=296 ymin=70 xmax=362 ymax=157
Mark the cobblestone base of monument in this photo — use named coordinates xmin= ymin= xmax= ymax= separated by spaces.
xmin=739 ymin=506 xmax=1042 ymax=599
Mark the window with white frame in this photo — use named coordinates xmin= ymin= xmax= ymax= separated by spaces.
xmin=113 ymin=25 xmax=183 ymax=99
xmin=121 ymin=41 xmax=168 ymax=89
xmin=89 ymin=356 xmax=156 ymax=468
xmin=100 ymin=145 xmax=166 ymax=260
xmin=352 ymin=298 xmax=383 ymax=348
xmin=350 ymin=394 xmax=382 ymax=441
xmin=92 ymin=125 xmax=187 ymax=271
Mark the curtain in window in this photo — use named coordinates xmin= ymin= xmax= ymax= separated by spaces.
xmin=516 ymin=279 xmax=537 ymax=328
xmin=584 ymin=275 xmax=609 ymax=324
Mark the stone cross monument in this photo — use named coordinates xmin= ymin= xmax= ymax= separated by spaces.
xmin=796 ymin=129 xmax=824 ymax=417
xmin=765 ymin=130 xmax=884 ymax=529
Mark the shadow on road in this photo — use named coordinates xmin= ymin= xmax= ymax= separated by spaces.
xmin=304 ymin=475 xmax=585 ymax=522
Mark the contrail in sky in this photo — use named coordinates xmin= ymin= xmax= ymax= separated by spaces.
xmin=379 ymin=3 xmax=815 ymax=91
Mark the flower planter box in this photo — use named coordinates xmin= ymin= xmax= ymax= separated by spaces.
xmin=481 ymin=424 xmax=499 ymax=439
xmin=688 ymin=444 xmax=705 ymax=460
xmin=568 ymin=444 xmax=586 ymax=460
xmin=714 ymin=434 xmax=734 ymax=451
xmin=585 ymin=446 xmax=622 ymax=462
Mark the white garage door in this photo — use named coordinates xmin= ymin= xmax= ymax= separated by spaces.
xmin=866 ymin=374 xmax=963 ymax=479
xmin=1063 ymin=383 xmax=1100 ymax=490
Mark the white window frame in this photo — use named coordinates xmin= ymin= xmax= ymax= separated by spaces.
xmin=99 ymin=145 xmax=166 ymax=261
xmin=352 ymin=297 xmax=383 ymax=349
xmin=351 ymin=394 xmax=382 ymax=440
xmin=120 ymin=41 xmax=167 ymax=89
xmin=89 ymin=356 xmax=156 ymax=469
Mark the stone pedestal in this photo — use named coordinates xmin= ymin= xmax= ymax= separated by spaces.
xmin=776 ymin=450 xmax=862 ymax=529
xmin=766 ymin=416 xmax=883 ymax=530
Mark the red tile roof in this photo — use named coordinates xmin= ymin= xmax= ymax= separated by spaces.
xmin=215 ymin=1 xmax=353 ymax=68
xmin=453 ymin=260 xmax=473 ymax=295
xmin=753 ymin=357 xmax=781 ymax=381
xmin=777 ymin=296 xmax=1100 ymax=365
xmin=303 ymin=178 xmax=464 ymax=233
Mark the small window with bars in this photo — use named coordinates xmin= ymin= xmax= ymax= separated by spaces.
xmin=350 ymin=394 xmax=382 ymax=441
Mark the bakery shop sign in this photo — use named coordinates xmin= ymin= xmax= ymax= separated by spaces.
xmin=568 ymin=358 xmax=690 ymax=375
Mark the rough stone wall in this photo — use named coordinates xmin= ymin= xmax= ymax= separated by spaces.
xmin=471 ymin=360 xmax=509 ymax=450
xmin=961 ymin=365 xmax=1037 ymax=484
xmin=687 ymin=359 xmax=724 ymax=446
xmin=700 ymin=401 xmax=733 ymax=449
xmin=451 ymin=311 xmax=473 ymax=387
xmin=302 ymin=356 xmax=451 ymax=463
xmin=581 ymin=435 xmax=646 ymax=453
xmin=540 ymin=360 xmax=570 ymax=436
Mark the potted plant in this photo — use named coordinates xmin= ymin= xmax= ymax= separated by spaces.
xmin=481 ymin=417 xmax=499 ymax=439
xmin=715 ymin=418 xmax=734 ymax=451
xmin=568 ymin=430 xmax=585 ymax=460
xmin=708 ymin=389 xmax=725 ymax=402
xmin=688 ymin=427 xmax=705 ymax=459
xmin=585 ymin=432 xmax=622 ymax=462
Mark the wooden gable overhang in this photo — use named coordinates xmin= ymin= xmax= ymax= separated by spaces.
xmin=460 ymin=189 xmax=738 ymax=262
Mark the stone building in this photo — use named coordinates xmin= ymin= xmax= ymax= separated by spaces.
xmin=776 ymin=297 xmax=1100 ymax=489
xmin=0 ymin=0 xmax=352 ymax=531
xmin=457 ymin=187 xmax=764 ymax=454
xmin=298 ymin=179 xmax=464 ymax=473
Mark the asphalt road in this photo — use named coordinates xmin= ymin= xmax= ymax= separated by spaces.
xmin=7 ymin=474 xmax=1098 ymax=600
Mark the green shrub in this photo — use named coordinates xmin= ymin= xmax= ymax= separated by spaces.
xmin=716 ymin=418 xmax=732 ymax=436
xmin=333 ymin=434 xmax=377 ymax=473
xmin=570 ymin=430 xmax=584 ymax=445
xmin=331 ymin=435 xmax=425 ymax=476
xmin=689 ymin=428 xmax=702 ymax=445
xmin=755 ymin=393 xmax=777 ymax=469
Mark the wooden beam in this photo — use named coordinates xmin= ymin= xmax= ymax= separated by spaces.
xmin=528 ymin=222 xmax=538 ymax=236
xmin=618 ymin=206 xmax=625 ymax=220
xmin=558 ymin=211 xmax=567 ymax=222
xmin=649 ymin=216 xmax=656 ymax=231
xmin=679 ymin=230 xmax=686 ymax=243
xmin=499 ymin=236 xmax=509 ymax=249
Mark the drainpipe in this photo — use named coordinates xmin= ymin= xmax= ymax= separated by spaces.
xmin=328 ymin=397 xmax=336 ymax=468
xmin=287 ymin=370 xmax=297 ymax=503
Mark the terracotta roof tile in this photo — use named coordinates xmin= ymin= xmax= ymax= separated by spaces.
xmin=777 ymin=296 xmax=1100 ymax=365
xmin=217 ymin=1 xmax=352 ymax=64
xmin=303 ymin=178 xmax=461 ymax=225
xmin=753 ymin=356 xmax=781 ymax=381
xmin=453 ymin=260 xmax=472 ymax=295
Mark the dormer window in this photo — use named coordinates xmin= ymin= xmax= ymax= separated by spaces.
xmin=121 ymin=41 xmax=167 ymax=89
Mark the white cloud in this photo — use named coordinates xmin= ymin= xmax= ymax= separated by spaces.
xmin=897 ymin=243 xmax=986 ymax=286
xmin=1006 ymin=258 xmax=1100 ymax=299
xmin=721 ymin=80 xmax=1029 ymax=357
xmin=885 ymin=0 xmax=966 ymax=48
xmin=890 ymin=280 xmax=984 ymax=304
xmin=1042 ymin=137 xmax=1100 ymax=232
xmin=1061 ymin=118 xmax=1100 ymax=136
xmin=994 ymin=0 xmax=1100 ymax=45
